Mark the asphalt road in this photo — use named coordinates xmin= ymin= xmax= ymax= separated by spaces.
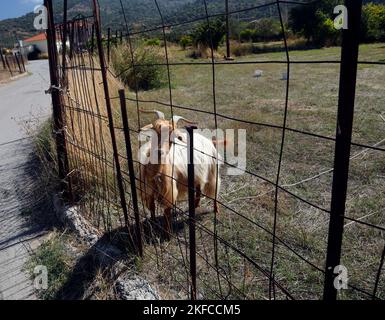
xmin=0 ymin=60 xmax=51 ymax=300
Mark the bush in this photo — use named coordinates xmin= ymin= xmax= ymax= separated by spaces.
xmin=240 ymin=29 xmax=254 ymax=42
xmin=145 ymin=38 xmax=161 ymax=46
xmin=191 ymin=19 xmax=226 ymax=51
xmin=179 ymin=35 xmax=193 ymax=50
xmin=250 ymin=18 xmax=282 ymax=42
xmin=25 ymin=234 xmax=73 ymax=300
xmin=231 ymin=43 xmax=254 ymax=57
xmin=112 ymin=43 xmax=167 ymax=91
xmin=362 ymin=3 xmax=385 ymax=42
xmin=314 ymin=16 xmax=339 ymax=47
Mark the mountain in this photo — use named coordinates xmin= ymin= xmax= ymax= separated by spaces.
xmin=0 ymin=0 xmax=195 ymax=46
xmin=0 ymin=0 xmax=384 ymax=47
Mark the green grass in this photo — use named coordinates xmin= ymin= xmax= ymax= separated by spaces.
xmin=25 ymin=233 xmax=74 ymax=300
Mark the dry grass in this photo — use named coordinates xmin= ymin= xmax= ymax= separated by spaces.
xmin=64 ymin=42 xmax=385 ymax=300
xmin=0 ymin=69 xmax=12 ymax=84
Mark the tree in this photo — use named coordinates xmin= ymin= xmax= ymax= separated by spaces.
xmin=240 ymin=29 xmax=254 ymax=42
xmin=289 ymin=0 xmax=339 ymax=45
xmin=179 ymin=35 xmax=193 ymax=50
xmin=361 ymin=3 xmax=385 ymax=42
xmin=251 ymin=18 xmax=281 ymax=42
xmin=191 ymin=19 xmax=226 ymax=50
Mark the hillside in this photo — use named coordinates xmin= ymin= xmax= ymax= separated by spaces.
xmin=0 ymin=0 xmax=384 ymax=46
xmin=0 ymin=0 xmax=194 ymax=46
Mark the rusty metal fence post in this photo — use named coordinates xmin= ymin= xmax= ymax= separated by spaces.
xmin=4 ymin=55 xmax=13 ymax=76
xmin=19 ymin=53 xmax=26 ymax=73
xmin=107 ymin=27 xmax=111 ymax=65
xmin=323 ymin=0 xmax=363 ymax=301
xmin=14 ymin=53 xmax=21 ymax=73
xmin=0 ymin=49 xmax=6 ymax=70
xmin=187 ymin=125 xmax=197 ymax=300
xmin=119 ymin=89 xmax=143 ymax=257
xmin=225 ymin=0 xmax=231 ymax=59
xmin=45 ymin=0 xmax=72 ymax=199
xmin=92 ymin=0 xmax=131 ymax=231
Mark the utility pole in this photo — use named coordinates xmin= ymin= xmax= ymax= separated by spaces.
xmin=225 ymin=0 xmax=232 ymax=60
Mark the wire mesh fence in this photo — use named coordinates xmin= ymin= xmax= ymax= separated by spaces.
xmin=0 ymin=50 xmax=26 ymax=76
xmin=46 ymin=0 xmax=385 ymax=300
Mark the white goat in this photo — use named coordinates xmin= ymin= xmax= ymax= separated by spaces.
xmin=138 ymin=110 xmax=221 ymax=235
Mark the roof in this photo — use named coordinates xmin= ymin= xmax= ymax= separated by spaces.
xmin=24 ymin=33 xmax=47 ymax=43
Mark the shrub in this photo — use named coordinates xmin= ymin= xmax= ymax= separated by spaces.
xmin=362 ymin=3 xmax=385 ymax=42
xmin=191 ymin=19 xmax=226 ymax=51
xmin=231 ymin=43 xmax=254 ymax=57
xmin=25 ymin=234 xmax=73 ymax=300
xmin=314 ymin=15 xmax=339 ymax=47
xmin=112 ymin=43 xmax=167 ymax=91
xmin=145 ymin=38 xmax=161 ymax=46
xmin=240 ymin=29 xmax=254 ymax=42
xmin=179 ymin=35 xmax=193 ymax=50
xmin=250 ymin=18 xmax=281 ymax=42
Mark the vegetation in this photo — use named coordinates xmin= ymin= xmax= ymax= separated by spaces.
xmin=25 ymin=233 xmax=73 ymax=300
xmin=240 ymin=18 xmax=281 ymax=43
xmin=179 ymin=35 xmax=193 ymax=50
xmin=1 ymin=0 xmax=384 ymax=48
xmin=145 ymin=38 xmax=161 ymax=46
xmin=135 ymin=42 xmax=385 ymax=299
xmin=111 ymin=42 xmax=167 ymax=91
xmin=289 ymin=1 xmax=385 ymax=46
xmin=191 ymin=19 xmax=226 ymax=51
xmin=362 ymin=3 xmax=385 ymax=41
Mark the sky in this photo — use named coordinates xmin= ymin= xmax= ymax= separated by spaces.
xmin=0 ymin=0 xmax=43 ymax=21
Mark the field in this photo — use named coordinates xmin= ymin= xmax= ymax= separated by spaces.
xmin=64 ymin=42 xmax=385 ymax=300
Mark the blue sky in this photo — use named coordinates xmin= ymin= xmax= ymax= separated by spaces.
xmin=0 ymin=0 xmax=43 ymax=21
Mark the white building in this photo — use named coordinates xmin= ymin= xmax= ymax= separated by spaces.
xmin=22 ymin=33 xmax=48 ymax=54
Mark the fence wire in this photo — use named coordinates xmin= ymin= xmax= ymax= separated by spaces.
xmin=47 ymin=0 xmax=385 ymax=300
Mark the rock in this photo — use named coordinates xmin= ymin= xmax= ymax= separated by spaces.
xmin=53 ymin=195 xmax=100 ymax=246
xmin=116 ymin=276 xmax=160 ymax=300
xmin=254 ymin=69 xmax=263 ymax=78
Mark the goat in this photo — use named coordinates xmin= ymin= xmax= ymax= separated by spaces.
xmin=138 ymin=110 xmax=221 ymax=236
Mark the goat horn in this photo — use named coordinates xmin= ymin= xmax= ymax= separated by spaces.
xmin=172 ymin=116 xmax=196 ymax=126
xmin=139 ymin=109 xmax=165 ymax=120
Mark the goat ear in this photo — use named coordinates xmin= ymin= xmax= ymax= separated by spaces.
xmin=140 ymin=124 xmax=154 ymax=131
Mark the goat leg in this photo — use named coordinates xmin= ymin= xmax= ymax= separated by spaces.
xmin=164 ymin=208 xmax=173 ymax=239
xmin=195 ymin=185 xmax=202 ymax=209
xmin=214 ymin=200 xmax=220 ymax=215
xmin=149 ymin=199 xmax=156 ymax=221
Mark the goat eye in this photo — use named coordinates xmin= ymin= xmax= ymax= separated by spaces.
xmin=178 ymin=136 xmax=183 ymax=141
